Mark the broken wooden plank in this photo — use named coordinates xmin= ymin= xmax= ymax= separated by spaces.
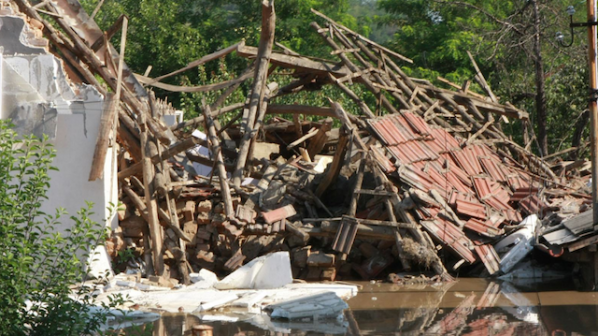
xmin=237 ymin=45 xmax=352 ymax=77
xmin=306 ymin=117 xmax=333 ymax=159
xmin=202 ymin=104 xmax=235 ymax=220
xmin=149 ymin=41 xmax=245 ymax=83
xmin=316 ymin=102 xmax=353 ymax=197
xmin=139 ymin=110 xmax=164 ymax=276
xmin=89 ymin=93 xmax=118 ymax=181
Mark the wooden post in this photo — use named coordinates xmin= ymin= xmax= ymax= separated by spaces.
xmin=88 ymin=16 xmax=128 ymax=181
xmin=306 ymin=118 xmax=332 ymax=159
xmin=316 ymin=101 xmax=353 ymax=197
xmin=232 ymin=0 xmax=276 ymax=187
xmin=587 ymin=0 xmax=598 ymax=230
xmin=139 ymin=110 xmax=164 ymax=276
xmin=203 ymin=105 xmax=235 ymax=219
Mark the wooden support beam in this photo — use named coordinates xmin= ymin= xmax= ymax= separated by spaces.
xmin=306 ymin=117 xmax=332 ymax=159
xmin=118 ymin=136 xmax=203 ymax=179
xmin=123 ymin=183 xmax=190 ymax=243
xmin=89 ymin=93 xmax=117 ymax=180
xmin=90 ymin=14 xmax=126 ymax=51
xmin=232 ymin=0 xmax=276 ymax=187
xmin=467 ymin=51 xmax=498 ymax=103
xmin=203 ymin=104 xmax=235 ymax=219
xmin=148 ymin=41 xmax=245 ymax=83
xmin=139 ymin=111 xmax=164 ymax=276
xmin=311 ymin=21 xmax=399 ymax=115
xmin=134 ymin=70 xmax=254 ymax=93
xmin=89 ymin=16 xmax=128 ymax=181
xmin=316 ymin=101 xmax=353 ymax=197
xmin=171 ymin=102 xmax=244 ymax=131
xmin=310 ymin=8 xmax=413 ymax=64
xmin=286 ymin=127 xmax=318 ymax=150
xmin=237 ymin=45 xmax=351 ymax=77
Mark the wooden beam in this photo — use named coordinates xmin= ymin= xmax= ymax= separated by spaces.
xmin=171 ymin=102 xmax=244 ymax=131
xmin=203 ymin=104 xmax=235 ymax=219
xmin=310 ymin=8 xmax=413 ymax=64
xmin=134 ymin=70 xmax=253 ymax=93
xmin=139 ymin=111 xmax=164 ymax=276
xmin=316 ymin=101 xmax=353 ymax=197
xmin=118 ymin=136 xmax=203 ymax=179
xmin=232 ymin=0 xmax=276 ymax=187
xmin=89 ymin=16 xmax=128 ymax=181
xmin=149 ymin=41 xmax=245 ymax=83
xmin=90 ymin=14 xmax=126 ymax=51
xmin=306 ymin=117 xmax=332 ymax=159
xmin=237 ymin=45 xmax=351 ymax=77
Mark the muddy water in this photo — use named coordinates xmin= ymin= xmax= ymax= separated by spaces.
xmin=117 ymin=278 xmax=598 ymax=335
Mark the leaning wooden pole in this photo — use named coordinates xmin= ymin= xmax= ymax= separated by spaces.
xmin=203 ymin=105 xmax=235 ymax=220
xmin=139 ymin=110 xmax=164 ymax=276
xmin=232 ymin=0 xmax=276 ymax=187
xmin=89 ymin=16 xmax=128 ymax=181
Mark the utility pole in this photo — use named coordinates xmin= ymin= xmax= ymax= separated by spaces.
xmin=587 ymin=0 xmax=598 ymax=230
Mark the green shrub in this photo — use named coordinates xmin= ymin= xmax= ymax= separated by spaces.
xmin=0 ymin=120 xmax=119 ymax=335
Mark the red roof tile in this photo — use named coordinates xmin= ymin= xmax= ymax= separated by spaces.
xmin=519 ymin=194 xmax=545 ymax=215
xmin=262 ymin=205 xmax=296 ymax=224
xmin=465 ymin=218 xmax=504 ymax=237
xmin=474 ymin=244 xmax=500 ymax=275
xmin=403 ymin=111 xmax=433 ymax=136
xmin=421 ymin=219 xmax=477 ymax=263
xmin=429 ymin=127 xmax=461 ymax=151
xmin=456 ymin=199 xmax=487 ymax=219
xmin=479 ymin=157 xmax=508 ymax=182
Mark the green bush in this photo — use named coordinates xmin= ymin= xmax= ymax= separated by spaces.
xmin=0 ymin=120 xmax=118 ymax=335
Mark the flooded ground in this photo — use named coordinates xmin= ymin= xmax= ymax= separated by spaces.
xmin=114 ymin=278 xmax=598 ymax=335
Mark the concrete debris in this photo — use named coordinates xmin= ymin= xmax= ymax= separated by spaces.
xmin=267 ymin=291 xmax=349 ymax=320
xmin=215 ymin=252 xmax=293 ymax=290
xmin=92 ymin=268 xmax=357 ymax=319
xmin=5 ymin=0 xmax=598 ymax=292
xmin=495 ymin=215 xmax=538 ymax=274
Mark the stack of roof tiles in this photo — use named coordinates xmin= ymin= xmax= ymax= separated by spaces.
xmin=370 ymin=112 xmax=540 ymax=271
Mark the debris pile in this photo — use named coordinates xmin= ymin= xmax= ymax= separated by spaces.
xmin=11 ymin=0 xmax=594 ymax=284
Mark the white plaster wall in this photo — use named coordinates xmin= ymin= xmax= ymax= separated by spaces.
xmin=41 ymin=110 xmax=118 ymax=232
xmin=0 ymin=13 xmax=117 ymax=278
xmin=0 ymin=53 xmax=2 ymax=117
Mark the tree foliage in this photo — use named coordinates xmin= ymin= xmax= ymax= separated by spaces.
xmin=378 ymin=0 xmax=590 ymax=155
xmin=80 ymin=0 xmax=367 ymax=119
xmin=0 ymin=121 xmax=119 ymax=335
xmin=79 ymin=0 xmax=592 ymax=155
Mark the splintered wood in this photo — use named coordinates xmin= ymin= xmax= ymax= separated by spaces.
xmin=20 ymin=0 xmax=592 ymax=283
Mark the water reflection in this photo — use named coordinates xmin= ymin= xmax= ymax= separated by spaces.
xmin=111 ymin=278 xmax=598 ymax=336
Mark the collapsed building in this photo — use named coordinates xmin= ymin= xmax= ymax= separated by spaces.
xmin=2 ymin=0 xmax=596 ymax=286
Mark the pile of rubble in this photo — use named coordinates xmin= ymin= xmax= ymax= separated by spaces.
xmin=12 ymin=0 xmax=594 ymax=284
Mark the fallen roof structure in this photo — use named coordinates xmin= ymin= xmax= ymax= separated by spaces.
xmin=6 ymin=0 xmax=595 ymax=284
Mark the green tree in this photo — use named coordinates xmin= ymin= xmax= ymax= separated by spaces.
xmin=81 ymin=0 xmax=363 ymax=118
xmin=378 ymin=0 xmax=589 ymax=156
xmin=0 ymin=120 xmax=119 ymax=335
